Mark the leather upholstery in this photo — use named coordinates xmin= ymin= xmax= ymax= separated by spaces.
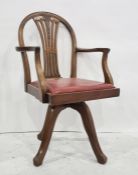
xmin=30 ymin=78 xmax=114 ymax=95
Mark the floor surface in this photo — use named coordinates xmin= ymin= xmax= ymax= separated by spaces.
xmin=0 ymin=132 xmax=138 ymax=175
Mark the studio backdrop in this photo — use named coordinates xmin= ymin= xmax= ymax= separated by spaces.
xmin=0 ymin=0 xmax=138 ymax=133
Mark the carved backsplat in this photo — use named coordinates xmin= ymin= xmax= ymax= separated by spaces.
xmin=33 ymin=16 xmax=60 ymax=78
xmin=18 ymin=12 xmax=77 ymax=81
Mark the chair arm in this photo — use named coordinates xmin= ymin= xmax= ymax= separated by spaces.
xmin=76 ymin=48 xmax=110 ymax=53
xmin=16 ymin=46 xmax=40 ymax=52
xmin=76 ymin=47 xmax=113 ymax=84
xmin=16 ymin=46 xmax=47 ymax=96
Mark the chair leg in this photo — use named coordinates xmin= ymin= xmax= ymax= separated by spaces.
xmin=33 ymin=105 xmax=65 ymax=166
xmin=37 ymin=107 xmax=51 ymax=141
xmin=71 ymin=102 xmax=107 ymax=164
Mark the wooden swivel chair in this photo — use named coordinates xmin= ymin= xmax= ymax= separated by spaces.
xmin=16 ymin=12 xmax=120 ymax=166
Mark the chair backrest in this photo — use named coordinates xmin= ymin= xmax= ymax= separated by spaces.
xmin=18 ymin=12 xmax=77 ymax=79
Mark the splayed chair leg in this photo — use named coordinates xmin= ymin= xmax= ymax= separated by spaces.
xmin=33 ymin=105 xmax=65 ymax=166
xmin=37 ymin=108 xmax=51 ymax=141
xmin=71 ymin=102 xmax=107 ymax=164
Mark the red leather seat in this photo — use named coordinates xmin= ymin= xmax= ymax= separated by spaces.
xmin=31 ymin=78 xmax=114 ymax=95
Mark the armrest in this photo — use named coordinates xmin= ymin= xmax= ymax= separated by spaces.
xmin=16 ymin=46 xmax=40 ymax=52
xmin=76 ymin=48 xmax=110 ymax=53
xmin=16 ymin=46 xmax=47 ymax=96
xmin=76 ymin=47 xmax=113 ymax=84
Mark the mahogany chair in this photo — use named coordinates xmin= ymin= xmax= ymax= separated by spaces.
xmin=16 ymin=12 xmax=120 ymax=166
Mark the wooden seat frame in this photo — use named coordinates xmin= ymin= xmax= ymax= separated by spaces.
xmin=16 ymin=12 xmax=120 ymax=166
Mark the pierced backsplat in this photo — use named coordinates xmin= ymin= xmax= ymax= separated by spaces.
xmin=33 ymin=16 xmax=60 ymax=78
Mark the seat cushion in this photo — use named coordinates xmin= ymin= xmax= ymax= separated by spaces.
xmin=43 ymin=78 xmax=114 ymax=94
